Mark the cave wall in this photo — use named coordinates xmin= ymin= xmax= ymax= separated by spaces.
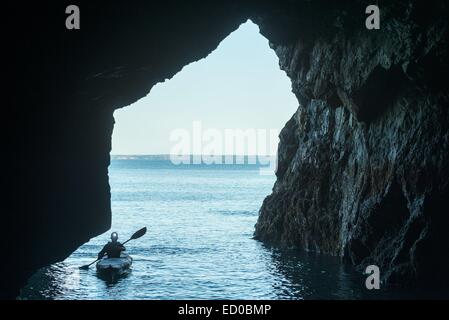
xmin=3 ymin=0 xmax=251 ymax=298
xmin=3 ymin=0 xmax=449 ymax=298
xmin=254 ymin=1 xmax=449 ymax=287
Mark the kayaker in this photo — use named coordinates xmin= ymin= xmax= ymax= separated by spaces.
xmin=98 ymin=232 xmax=126 ymax=259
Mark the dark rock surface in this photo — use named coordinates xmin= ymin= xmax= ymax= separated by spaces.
xmin=3 ymin=0 xmax=449 ymax=298
xmin=254 ymin=1 xmax=449 ymax=288
xmin=3 ymin=0 xmax=250 ymax=299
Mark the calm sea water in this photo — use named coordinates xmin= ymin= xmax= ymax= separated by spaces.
xmin=20 ymin=159 xmax=428 ymax=300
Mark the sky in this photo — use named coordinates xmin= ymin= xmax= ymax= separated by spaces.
xmin=111 ymin=20 xmax=298 ymax=155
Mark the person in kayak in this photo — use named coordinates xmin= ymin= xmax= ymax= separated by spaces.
xmin=98 ymin=232 xmax=126 ymax=259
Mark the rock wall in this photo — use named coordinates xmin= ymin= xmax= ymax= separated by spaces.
xmin=254 ymin=1 xmax=449 ymax=287
xmin=3 ymin=0 xmax=250 ymax=298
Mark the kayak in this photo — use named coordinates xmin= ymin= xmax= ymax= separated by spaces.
xmin=96 ymin=253 xmax=132 ymax=281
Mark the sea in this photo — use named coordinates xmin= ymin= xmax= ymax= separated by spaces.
xmin=19 ymin=158 xmax=436 ymax=300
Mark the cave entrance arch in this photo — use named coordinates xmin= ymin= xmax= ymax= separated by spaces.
xmin=109 ymin=20 xmax=298 ymax=235
xmin=104 ymin=21 xmax=298 ymax=298
xmin=20 ymin=20 xmax=298 ymax=300
xmin=111 ymin=20 xmax=297 ymax=157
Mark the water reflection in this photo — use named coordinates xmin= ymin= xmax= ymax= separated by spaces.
xmin=21 ymin=263 xmax=76 ymax=300
xmin=266 ymin=247 xmax=370 ymax=300
xmin=264 ymin=247 xmax=449 ymax=300
xmin=21 ymin=244 xmax=448 ymax=300
xmin=262 ymin=248 xmax=392 ymax=300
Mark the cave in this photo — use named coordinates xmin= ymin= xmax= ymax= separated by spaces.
xmin=3 ymin=1 xmax=449 ymax=298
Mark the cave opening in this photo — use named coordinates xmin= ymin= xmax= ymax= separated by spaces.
xmin=12 ymin=1 xmax=449 ymax=301
xmin=109 ymin=20 xmax=297 ymax=239
xmin=22 ymin=20 xmax=303 ymax=300
xmin=105 ymin=20 xmax=298 ymax=299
